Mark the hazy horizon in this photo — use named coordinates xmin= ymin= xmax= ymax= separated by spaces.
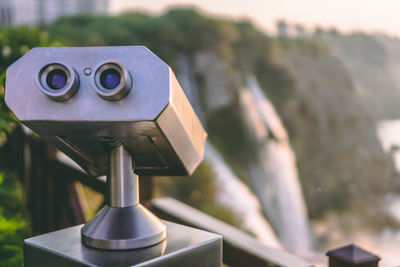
xmin=110 ymin=0 xmax=400 ymax=37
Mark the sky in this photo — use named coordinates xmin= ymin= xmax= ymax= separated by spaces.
xmin=110 ymin=0 xmax=400 ymax=37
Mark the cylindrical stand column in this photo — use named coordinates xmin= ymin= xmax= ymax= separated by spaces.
xmin=81 ymin=144 xmax=166 ymax=250
xmin=108 ymin=144 xmax=139 ymax=207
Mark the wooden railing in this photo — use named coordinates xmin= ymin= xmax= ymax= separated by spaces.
xmin=2 ymin=131 xmax=382 ymax=266
xmin=54 ymin=157 xmax=313 ymax=266
xmin=151 ymin=197 xmax=312 ymax=267
xmin=0 ymin=130 xmax=314 ymax=266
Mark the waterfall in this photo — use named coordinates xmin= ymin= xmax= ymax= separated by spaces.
xmin=177 ymin=54 xmax=282 ymax=248
xmin=205 ymin=143 xmax=282 ymax=249
xmin=240 ymin=75 xmax=312 ymax=255
xmin=377 ymin=119 xmax=400 ymax=173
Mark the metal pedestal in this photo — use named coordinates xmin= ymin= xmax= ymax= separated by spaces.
xmin=24 ymin=221 xmax=222 ymax=267
xmin=81 ymin=144 xmax=166 ymax=250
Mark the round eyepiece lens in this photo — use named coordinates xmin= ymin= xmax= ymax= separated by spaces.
xmin=46 ymin=69 xmax=67 ymax=90
xmin=100 ymin=69 xmax=121 ymax=90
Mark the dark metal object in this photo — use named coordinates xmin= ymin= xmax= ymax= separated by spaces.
xmin=24 ymin=221 xmax=222 ymax=267
xmin=6 ymin=46 xmax=207 ymax=176
xmin=151 ymin=197 xmax=313 ymax=267
xmin=326 ymin=244 xmax=380 ymax=267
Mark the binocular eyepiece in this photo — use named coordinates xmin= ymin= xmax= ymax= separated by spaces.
xmin=36 ymin=62 xmax=79 ymax=101
xmin=36 ymin=60 xmax=132 ymax=101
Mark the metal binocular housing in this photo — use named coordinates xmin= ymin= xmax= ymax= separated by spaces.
xmin=5 ymin=46 xmax=207 ymax=250
xmin=5 ymin=46 xmax=207 ymax=177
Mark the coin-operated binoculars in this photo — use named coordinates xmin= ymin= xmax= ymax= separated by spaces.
xmin=5 ymin=47 xmax=221 ymax=266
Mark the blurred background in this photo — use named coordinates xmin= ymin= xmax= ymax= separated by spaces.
xmin=1 ymin=0 xmax=400 ymax=266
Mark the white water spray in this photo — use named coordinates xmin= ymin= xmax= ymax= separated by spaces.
xmin=240 ymin=75 xmax=312 ymax=255
xmin=205 ymin=143 xmax=282 ymax=248
xmin=178 ymin=54 xmax=282 ymax=248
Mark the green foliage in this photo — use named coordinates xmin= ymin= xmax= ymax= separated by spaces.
xmin=49 ymin=8 xmax=240 ymax=66
xmin=254 ymin=60 xmax=294 ymax=109
xmin=232 ymin=20 xmax=272 ymax=72
xmin=0 ymin=25 xmax=61 ymax=267
xmin=0 ymin=25 xmax=61 ymax=144
xmin=0 ymin=26 xmax=62 ymax=74
xmin=0 ymin=172 xmax=28 ymax=267
xmin=206 ymin=98 xmax=253 ymax=180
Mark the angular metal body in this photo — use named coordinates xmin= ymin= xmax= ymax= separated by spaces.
xmin=7 ymin=46 xmax=210 ymax=255
xmin=5 ymin=46 xmax=207 ymax=176
xmin=24 ymin=221 xmax=222 ymax=267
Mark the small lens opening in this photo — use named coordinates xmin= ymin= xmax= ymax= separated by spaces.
xmin=100 ymin=69 xmax=121 ymax=90
xmin=46 ymin=69 xmax=68 ymax=90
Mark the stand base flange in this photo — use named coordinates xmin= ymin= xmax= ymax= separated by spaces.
xmin=24 ymin=221 xmax=222 ymax=267
xmin=81 ymin=204 xmax=166 ymax=250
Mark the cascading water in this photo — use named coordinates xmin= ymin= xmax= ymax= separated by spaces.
xmin=205 ymin=143 xmax=282 ymax=248
xmin=178 ymin=54 xmax=282 ymax=248
xmin=377 ymin=119 xmax=400 ymax=173
xmin=240 ymin=75 xmax=312 ymax=255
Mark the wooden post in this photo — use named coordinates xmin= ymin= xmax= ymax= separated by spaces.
xmin=327 ymin=244 xmax=381 ymax=267
xmin=0 ymin=127 xmax=87 ymax=234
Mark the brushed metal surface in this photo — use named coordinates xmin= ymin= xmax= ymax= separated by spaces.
xmin=81 ymin=205 xmax=166 ymax=250
xmin=108 ymin=144 xmax=139 ymax=208
xmin=5 ymin=46 xmax=207 ymax=176
xmin=81 ymin=144 xmax=166 ymax=250
xmin=24 ymin=221 xmax=222 ymax=267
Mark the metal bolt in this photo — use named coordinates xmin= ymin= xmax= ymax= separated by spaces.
xmin=84 ymin=68 xmax=92 ymax=76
